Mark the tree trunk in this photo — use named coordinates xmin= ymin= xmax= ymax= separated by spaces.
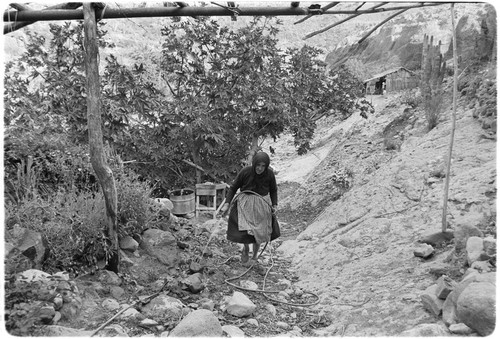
xmin=83 ymin=3 xmax=119 ymax=273
xmin=246 ymin=135 xmax=260 ymax=166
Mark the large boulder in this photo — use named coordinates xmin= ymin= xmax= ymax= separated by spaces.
xmin=140 ymin=229 xmax=180 ymax=266
xmin=5 ymin=225 xmax=48 ymax=271
xmin=168 ymin=309 xmax=222 ymax=337
xmin=442 ymin=272 xmax=495 ymax=335
xmin=456 ymin=280 xmax=496 ymax=336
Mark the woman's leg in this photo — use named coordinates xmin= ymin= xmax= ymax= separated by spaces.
xmin=252 ymin=243 xmax=260 ymax=260
xmin=241 ymin=243 xmax=250 ymax=263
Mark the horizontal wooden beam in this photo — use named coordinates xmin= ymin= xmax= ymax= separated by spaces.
xmin=4 ymin=3 xmax=450 ymax=23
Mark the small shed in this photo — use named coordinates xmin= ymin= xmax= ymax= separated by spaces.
xmin=364 ymin=67 xmax=418 ymax=94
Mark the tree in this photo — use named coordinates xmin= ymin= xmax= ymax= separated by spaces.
xmin=158 ymin=16 xmax=373 ymax=179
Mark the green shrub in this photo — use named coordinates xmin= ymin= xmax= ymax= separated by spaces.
xmin=5 ymin=169 xmax=159 ymax=274
xmin=400 ymin=89 xmax=421 ymax=108
xmin=115 ymin=170 xmax=160 ymax=237
xmin=423 ymin=90 xmax=444 ymax=131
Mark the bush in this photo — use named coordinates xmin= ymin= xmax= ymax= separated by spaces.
xmin=400 ymin=89 xmax=421 ymax=108
xmin=423 ymin=91 xmax=445 ymax=131
xmin=5 ymin=169 xmax=159 ymax=274
xmin=5 ymin=189 xmax=107 ymax=274
xmin=115 ymin=170 xmax=160 ymax=237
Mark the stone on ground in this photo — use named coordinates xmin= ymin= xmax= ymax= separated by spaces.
xmin=141 ymin=293 xmax=185 ymax=318
xmin=225 ymin=291 xmax=256 ymax=317
xmin=168 ymin=309 xmax=222 ymax=337
xmin=399 ymin=323 xmax=449 ymax=336
xmin=222 ymin=325 xmax=245 ymax=337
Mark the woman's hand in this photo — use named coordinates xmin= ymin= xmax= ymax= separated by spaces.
xmin=272 ymin=205 xmax=278 ymax=214
xmin=220 ymin=203 xmax=230 ymax=215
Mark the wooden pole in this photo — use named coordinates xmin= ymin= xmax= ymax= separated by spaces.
xmin=3 ymin=2 xmax=449 ymax=23
xmin=83 ymin=3 xmax=120 ymax=272
xmin=441 ymin=3 xmax=458 ymax=233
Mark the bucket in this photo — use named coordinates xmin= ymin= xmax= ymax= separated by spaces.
xmin=169 ymin=188 xmax=195 ymax=215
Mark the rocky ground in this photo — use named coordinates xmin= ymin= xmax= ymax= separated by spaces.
xmin=4 ymin=80 xmax=496 ymax=337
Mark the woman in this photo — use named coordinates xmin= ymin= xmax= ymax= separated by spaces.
xmin=220 ymin=151 xmax=278 ymax=265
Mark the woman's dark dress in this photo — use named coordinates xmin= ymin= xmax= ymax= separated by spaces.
xmin=225 ymin=165 xmax=278 ymax=244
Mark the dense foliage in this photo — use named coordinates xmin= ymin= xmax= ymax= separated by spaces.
xmin=4 ymin=17 xmax=371 ymax=274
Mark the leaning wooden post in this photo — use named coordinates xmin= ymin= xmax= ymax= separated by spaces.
xmin=83 ymin=3 xmax=120 ymax=272
xmin=441 ymin=3 xmax=458 ymax=233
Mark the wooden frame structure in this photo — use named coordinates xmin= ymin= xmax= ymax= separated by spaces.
xmin=4 ymin=2 xmax=451 ymax=36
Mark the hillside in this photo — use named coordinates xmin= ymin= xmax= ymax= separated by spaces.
xmin=269 ymin=85 xmax=496 ymax=335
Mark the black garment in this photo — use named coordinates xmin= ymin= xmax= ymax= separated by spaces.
xmin=225 ymin=166 xmax=278 ymax=205
xmin=225 ymin=152 xmax=278 ymax=205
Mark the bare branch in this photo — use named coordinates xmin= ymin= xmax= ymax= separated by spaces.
xmin=357 ymin=8 xmax=410 ymax=44
xmin=303 ymin=2 xmax=388 ymax=40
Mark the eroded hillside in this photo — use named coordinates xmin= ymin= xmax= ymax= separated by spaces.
xmin=266 ymin=84 xmax=496 ymax=335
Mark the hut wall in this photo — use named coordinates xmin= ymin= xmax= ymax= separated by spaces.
xmin=386 ymin=69 xmax=418 ymax=92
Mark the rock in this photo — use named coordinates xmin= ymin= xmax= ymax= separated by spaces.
xmin=38 ymin=305 xmax=56 ymax=324
xmin=120 ymin=236 xmax=139 ymax=252
xmin=7 ymin=226 xmax=48 ymax=269
xmin=182 ymin=273 xmax=205 ymax=293
xmin=265 ymin=303 xmax=277 ymax=317
xmin=225 ymin=291 xmax=257 ymax=317
xmin=140 ymin=319 xmax=160 ymax=328
xmin=177 ymin=241 xmax=189 ymax=249
xmin=420 ymin=284 xmax=444 ymax=316
xmin=141 ymin=229 xmax=177 ymax=247
xmin=15 ymin=269 xmax=51 ymax=285
xmin=199 ymin=298 xmax=215 ymax=311
xmin=168 ymin=309 xmax=222 ymax=337
xmin=189 ymin=261 xmax=204 ymax=273
xmin=449 ymin=323 xmax=474 ymax=335
xmin=41 ymin=325 xmax=93 ymax=336
xmin=118 ymin=305 xmax=143 ymax=320
xmin=277 ymin=278 xmax=292 ymax=289
xmin=276 ymin=321 xmax=290 ymax=330
xmin=110 ymin=285 xmax=126 ymax=299
xmin=99 ymin=324 xmax=129 ymax=337
xmin=413 ymin=243 xmax=434 ymax=258
xmin=483 ymin=236 xmax=496 ymax=256
xmin=141 ymin=293 xmax=185 ymax=318
xmin=222 ymin=324 xmax=245 ymax=337
xmin=140 ymin=229 xmax=179 ymax=266
xmin=435 ymin=275 xmax=456 ymax=299
xmin=53 ymin=295 xmax=63 ymax=310
xmin=419 ymin=230 xmax=454 ymax=247
xmin=59 ymin=290 xmax=83 ymax=321
xmin=97 ymin=270 xmax=122 ymax=286
xmin=400 ymin=323 xmax=449 ymax=336
xmin=453 ymin=224 xmax=483 ymax=251
xmin=102 ymin=298 xmax=120 ymax=311
xmin=246 ymin=318 xmax=259 ymax=327
xmin=120 ymin=250 xmax=135 ymax=267
xmin=470 ymin=260 xmax=493 ymax=273
xmin=442 ymin=293 xmax=458 ymax=326
xmin=456 ymin=280 xmax=496 ymax=336
xmin=465 ymin=236 xmax=484 ymax=265
xmin=240 ymin=280 xmax=259 ymax=290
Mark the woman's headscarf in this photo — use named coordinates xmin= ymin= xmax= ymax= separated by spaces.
xmin=252 ymin=152 xmax=270 ymax=176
